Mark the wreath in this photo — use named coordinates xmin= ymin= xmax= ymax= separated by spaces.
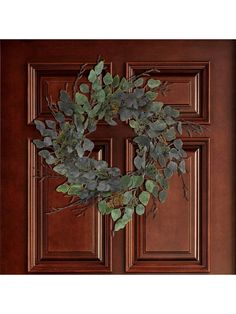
xmin=33 ymin=59 xmax=202 ymax=232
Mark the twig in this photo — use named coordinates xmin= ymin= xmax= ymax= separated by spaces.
xmin=128 ymin=68 xmax=160 ymax=83
xmin=73 ymin=63 xmax=88 ymax=95
xmin=180 ymin=173 xmax=189 ymax=201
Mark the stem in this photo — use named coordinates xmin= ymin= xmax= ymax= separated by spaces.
xmin=180 ymin=173 xmax=189 ymax=201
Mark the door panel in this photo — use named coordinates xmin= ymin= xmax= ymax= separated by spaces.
xmin=1 ymin=40 xmax=235 ymax=274
xmin=27 ymin=62 xmax=113 ymax=272
xmin=28 ymin=140 xmax=112 ymax=273
xmin=126 ymin=62 xmax=210 ymax=123
xmin=126 ymin=138 xmax=210 ymax=272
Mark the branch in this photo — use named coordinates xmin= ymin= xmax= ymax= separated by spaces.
xmin=128 ymin=68 xmax=160 ymax=83
xmin=180 ymin=173 xmax=189 ymax=201
xmin=73 ymin=63 xmax=88 ymax=95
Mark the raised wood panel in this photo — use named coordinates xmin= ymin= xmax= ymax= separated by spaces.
xmin=28 ymin=138 xmax=113 ymax=273
xmin=126 ymin=62 xmax=210 ymax=123
xmin=28 ymin=62 xmax=112 ymax=124
xmin=125 ymin=138 xmax=210 ymax=273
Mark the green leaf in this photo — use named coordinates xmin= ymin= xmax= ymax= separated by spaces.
xmin=68 ymin=184 xmax=83 ymax=195
xmin=114 ymin=219 xmax=126 ymax=231
xmin=89 ymin=103 xmax=102 ymax=118
xmin=164 ymin=167 xmax=173 ymax=179
xmin=60 ymin=90 xmax=70 ymax=101
xmin=94 ymin=60 xmax=104 ymax=75
xmin=88 ymin=69 xmax=97 ymax=83
xmin=131 ymin=175 xmax=144 ymax=188
xmin=125 ymin=206 xmax=134 ymax=217
xmin=152 ymin=186 xmax=159 ymax=198
xmin=165 ymin=116 xmax=175 ymax=126
xmin=96 ymin=89 xmax=106 ymax=102
xmin=105 ymin=117 xmax=117 ymax=126
xmin=80 ymin=83 xmax=89 ymax=93
xmin=92 ymin=79 xmax=102 ymax=91
xmin=87 ymin=117 xmax=97 ymax=132
xmin=134 ymin=155 xmax=145 ymax=170
xmin=171 ymin=108 xmax=180 ymax=118
xmin=133 ymin=135 xmax=150 ymax=148
xmin=150 ymin=120 xmax=167 ymax=131
xmin=38 ymin=149 xmax=50 ymax=159
xmin=56 ymin=183 xmax=69 ymax=193
xmin=134 ymin=88 xmax=144 ymax=98
xmin=134 ymin=78 xmax=144 ymax=87
xmin=33 ymin=139 xmax=45 ymax=149
xmin=169 ymin=148 xmax=180 ymax=160
xmin=83 ymin=102 xmax=92 ymax=113
xmin=76 ymin=144 xmax=84 ymax=157
xmin=164 ymin=127 xmax=176 ymax=141
xmin=112 ymin=75 xmax=120 ymax=88
xmin=95 ymin=160 xmax=108 ymax=170
xmin=163 ymin=106 xmax=180 ymax=118
xmin=119 ymin=108 xmax=133 ymax=121
xmin=120 ymin=175 xmax=132 ymax=189
xmin=75 ymin=92 xmax=88 ymax=105
xmin=139 ymin=191 xmax=150 ymax=206
xmin=87 ymin=180 xmax=97 ymax=191
xmin=146 ymin=91 xmax=157 ymax=101
xmin=173 ymin=139 xmax=183 ymax=150
xmin=145 ymin=180 xmax=156 ymax=193
xmin=158 ymin=154 xmax=167 ymax=168
xmin=129 ymin=120 xmax=139 ymax=129
xmin=168 ymin=161 xmax=178 ymax=172
xmin=136 ymin=204 xmax=145 ymax=215
xmin=111 ymin=208 xmax=121 ymax=221
xmin=103 ymin=72 xmax=113 ymax=85
xmin=120 ymin=77 xmax=130 ymax=90
xmin=97 ymin=181 xmax=111 ymax=192
xmin=159 ymin=189 xmax=168 ymax=203
xmin=179 ymin=160 xmax=186 ymax=173
xmin=147 ymin=79 xmax=161 ymax=89
xmin=44 ymin=137 xmax=52 ymax=147
xmin=45 ymin=155 xmax=56 ymax=165
xmin=42 ymin=129 xmax=57 ymax=139
xmin=123 ymin=191 xmax=133 ymax=205
xmin=55 ymin=112 xmax=65 ymax=123
xmin=45 ymin=120 xmax=56 ymax=129
xmin=83 ymin=138 xmax=94 ymax=151
xmin=34 ymin=120 xmax=45 ymax=135
xmin=98 ymin=200 xmax=108 ymax=214
xmin=177 ymin=122 xmax=182 ymax=135
xmin=150 ymin=102 xmax=163 ymax=113
xmin=53 ymin=164 xmax=67 ymax=175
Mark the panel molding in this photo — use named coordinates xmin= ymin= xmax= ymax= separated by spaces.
xmin=28 ymin=62 xmax=112 ymax=124
xmin=126 ymin=61 xmax=210 ymax=123
xmin=125 ymin=137 xmax=210 ymax=273
xmin=28 ymin=138 xmax=113 ymax=273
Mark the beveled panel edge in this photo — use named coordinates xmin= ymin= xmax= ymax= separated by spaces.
xmin=126 ymin=61 xmax=210 ymax=124
xmin=125 ymin=137 xmax=210 ymax=273
xmin=27 ymin=138 xmax=113 ymax=273
xmin=27 ymin=62 xmax=113 ymax=124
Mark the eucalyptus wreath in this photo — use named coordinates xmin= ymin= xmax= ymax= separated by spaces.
xmin=33 ymin=59 xmax=202 ymax=232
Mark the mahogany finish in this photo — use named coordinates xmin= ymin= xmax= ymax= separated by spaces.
xmin=1 ymin=40 xmax=235 ymax=273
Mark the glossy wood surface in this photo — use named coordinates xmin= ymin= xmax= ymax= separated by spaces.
xmin=1 ymin=40 xmax=235 ymax=273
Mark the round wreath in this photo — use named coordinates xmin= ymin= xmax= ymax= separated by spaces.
xmin=33 ymin=59 xmax=202 ymax=232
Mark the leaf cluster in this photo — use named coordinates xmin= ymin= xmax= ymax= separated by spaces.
xmin=33 ymin=59 xmax=198 ymax=232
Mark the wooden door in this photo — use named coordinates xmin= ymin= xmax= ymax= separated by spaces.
xmin=1 ymin=40 xmax=235 ymax=274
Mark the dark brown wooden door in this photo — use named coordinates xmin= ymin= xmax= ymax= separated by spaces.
xmin=1 ymin=40 xmax=235 ymax=274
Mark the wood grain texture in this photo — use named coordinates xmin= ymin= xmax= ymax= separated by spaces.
xmin=125 ymin=138 xmax=210 ymax=273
